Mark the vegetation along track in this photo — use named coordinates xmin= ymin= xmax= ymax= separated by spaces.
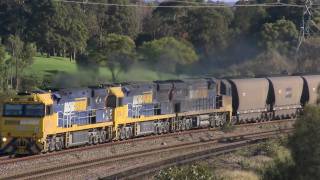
xmin=104 ymin=128 xmax=293 ymax=180
xmin=0 ymin=124 xmax=293 ymax=180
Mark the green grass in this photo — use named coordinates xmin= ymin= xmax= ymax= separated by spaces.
xmin=24 ymin=56 xmax=178 ymax=82
xmin=25 ymin=56 xmax=78 ymax=76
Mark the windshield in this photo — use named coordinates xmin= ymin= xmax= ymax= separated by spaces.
xmin=3 ymin=104 xmax=45 ymax=117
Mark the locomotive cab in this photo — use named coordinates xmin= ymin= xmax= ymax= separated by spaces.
xmin=0 ymin=92 xmax=53 ymax=155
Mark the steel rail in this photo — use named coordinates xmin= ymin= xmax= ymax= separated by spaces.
xmin=0 ymin=128 xmax=293 ymax=180
xmin=0 ymin=118 xmax=294 ymax=165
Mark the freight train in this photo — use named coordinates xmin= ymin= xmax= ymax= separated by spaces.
xmin=0 ymin=75 xmax=319 ymax=155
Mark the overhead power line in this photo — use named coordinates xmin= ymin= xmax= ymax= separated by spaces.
xmin=53 ymin=0 xmax=305 ymax=8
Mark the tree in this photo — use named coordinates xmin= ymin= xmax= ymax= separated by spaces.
xmin=101 ymin=0 xmax=140 ymax=38
xmin=260 ymin=19 xmax=299 ymax=54
xmin=232 ymin=4 xmax=267 ymax=37
xmin=144 ymin=1 xmax=190 ymax=40
xmin=45 ymin=2 xmax=88 ymax=60
xmin=7 ymin=35 xmax=23 ymax=90
xmin=262 ymin=0 xmax=303 ymax=28
xmin=7 ymin=35 xmax=36 ymax=90
xmin=90 ymin=33 xmax=136 ymax=82
xmin=24 ymin=0 xmax=56 ymax=53
xmin=84 ymin=0 xmax=141 ymax=55
xmin=232 ymin=50 xmax=295 ymax=77
xmin=0 ymin=43 xmax=6 ymax=90
xmin=183 ymin=7 xmax=233 ymax=57
xmin=296 ymin=37 xmax=320 ymax=73
xmin=0 ymin=0 xmax=28 ymax=39
xmin=64 ymin=4 xmax=89 ymax=60
xmin=139 ymin=37 xmax=198 ymax=74
xmin=0 ymin=44 xmax=5 ymax=64
xmin=288 ymin=106 xmax=320 ymax=180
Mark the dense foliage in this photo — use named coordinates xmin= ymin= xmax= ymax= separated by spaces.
xmin=262 ymin=105 xmax=320 ymax=180
xmin=155 ymin=164 xmax=218 ymax=180
xmin=0 ymin=0 xmax=320 ymax=89
xmin=289 ymin=106 xmax=320 ymax=179
xmin=139 ymin=37 xmax=198 ymax=74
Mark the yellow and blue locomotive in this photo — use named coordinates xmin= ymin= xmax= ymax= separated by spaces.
xmin=0 ymin=78 xmax=232 ymax=155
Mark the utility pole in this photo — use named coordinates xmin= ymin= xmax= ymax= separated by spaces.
xmin=296 ymin=0 xmax=313 ymax=52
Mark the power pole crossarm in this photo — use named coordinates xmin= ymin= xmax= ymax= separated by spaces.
xmin=297 ymin=0 xmax=313 ymax=52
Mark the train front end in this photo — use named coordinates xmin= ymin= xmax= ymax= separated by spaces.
xmin=0 ymin=92 xmax=52 ymax=155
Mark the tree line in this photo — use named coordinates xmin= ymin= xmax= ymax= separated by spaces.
xmin=0 ymin=0 xmax=320 ymax=90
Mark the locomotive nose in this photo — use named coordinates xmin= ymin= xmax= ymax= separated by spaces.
xmin=1 ymin=137 xmax=42 ymax=155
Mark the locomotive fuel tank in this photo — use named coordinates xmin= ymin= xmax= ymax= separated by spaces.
xmin=301 ymin=75 xmax=320 ymax=105
xmin=229 ymin=78 xmax=270 ymax=123
xmin=267 ymin=76 xmax=304 ymax=119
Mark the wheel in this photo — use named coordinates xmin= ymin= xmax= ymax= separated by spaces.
xmin=99 ymin=131 xmax=106 ymax=143
xmin=49 ymin=141 xmax=55 ymax=152
xmin=88 ymin=135 xmax=93 ymax=145
xmin=220 ymin=120 xmax=224 ymax=126
xmin=93 ymin=136 xmax=98 ymax=144
xmin=120 ymin=128 xmax=126 ymax=140
xmin=231 ymin=116 xmax=238 ymax=125
xmin=165 ymin=122 xmax=170 ymax=133
xmin=125 ymin=128 xmax=132 ymax=139
xmin=181 ymin=121 xmax=186 ymax=131
xmin=215 ymin=120 xmax=220 ymax=127
xmin=55 ymin=141 xmax=62 ymax=151
xmin=154 ymin=125 xmax=158 ymax=134
xmin=156 ymin=126 xmax=161 ymax=134
xmin=186 ymin=121 xmax=191 ymax=130
xmin=210 ymin=119 xmax=215 ymax=127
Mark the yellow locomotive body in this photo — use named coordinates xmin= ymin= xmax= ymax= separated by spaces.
xmin=1 ymin=90 xmax=113 ymax=155
xmin=109 ymin=80 xmax=232 ymax=140
xmin=1 ymin=93 xmax=53 ymax=154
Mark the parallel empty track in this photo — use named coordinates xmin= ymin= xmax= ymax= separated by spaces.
xmin=0 ymin=127 xmax=293 ymax=180
xmin=0 ymin=118 xmax=294 ymax=166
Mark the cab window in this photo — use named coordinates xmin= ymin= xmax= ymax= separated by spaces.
xmin=3 ymin=104 xmax=23 ymax=116
xmin=3 ymin=104 xmax=45 ymax=117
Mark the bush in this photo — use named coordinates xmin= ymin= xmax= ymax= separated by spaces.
xmin=221 ymin=122 xmax=235 ymax=133
xmin=288 ymin=106 xmax=320 ymax=180
xmin=155 ymin=164 xmax=219 ymax=180
xmin=262 ymin=106 xmax=320 ymax=180
xmin=20 ymin=73 xmax=43 ymax=91
xmin=260 ymin=140 xmax=294 ymax=180
xmin=0 ymin=90 xmax=16 ymax=114
xmin=261 ymin=157 xmax=295 ymax=180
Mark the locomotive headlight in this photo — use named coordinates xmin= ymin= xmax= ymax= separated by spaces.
xmin=2 ymin=137 xmax=7 ymax=142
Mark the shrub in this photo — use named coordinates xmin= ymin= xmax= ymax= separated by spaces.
xmin=288 ymin=106 xmax=320 ymax=180
xmin=155 ymin=164 xmax=219 ymax=180
xmin=221 ymin=122 xmax=235 ymax=133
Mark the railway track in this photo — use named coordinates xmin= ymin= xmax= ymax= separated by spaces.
xmin=104 ymin=128 xmax=293 ymax=180
xmin=0 ymin=126 xmax=293 ymax=180
xmin=0 ymin=156 xmax=10 ymax=161
xmin=0 ymin=118 xmax=293 ymax=166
